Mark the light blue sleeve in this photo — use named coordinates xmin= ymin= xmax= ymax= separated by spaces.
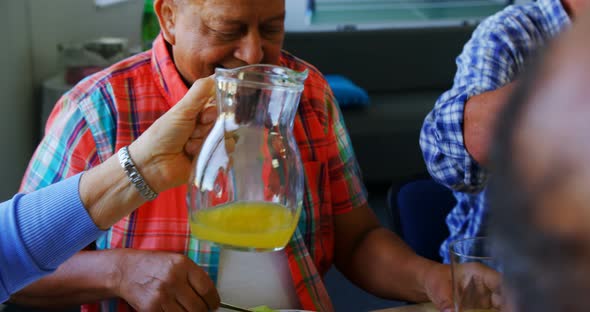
xmin=0 ymin=173 xmax=103 ymax=302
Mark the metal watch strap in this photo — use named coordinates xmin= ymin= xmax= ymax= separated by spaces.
xmin=117 ymin=146 xmax=158 ymax=201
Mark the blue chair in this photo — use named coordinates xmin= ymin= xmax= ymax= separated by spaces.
xmin=388 ymin=179 xmax=456 ymax=262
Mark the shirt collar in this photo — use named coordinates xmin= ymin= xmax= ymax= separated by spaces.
xmin=151 ymin=34 xmax=189 ymax=108
xmin=538 ymin=0 xmax=571 ymax=37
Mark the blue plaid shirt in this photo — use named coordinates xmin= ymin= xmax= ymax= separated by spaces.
xmin=420 ymin=0 xmax=570 ymax=263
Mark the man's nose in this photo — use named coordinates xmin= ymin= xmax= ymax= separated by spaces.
xmin=235 ymin=30 xmax=264 ymax=65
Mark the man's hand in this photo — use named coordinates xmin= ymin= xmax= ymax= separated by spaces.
xmin=423 ymin=263 xmax=503 ymax=312
xmin=113 ymin=249 xmax=220 ymax=312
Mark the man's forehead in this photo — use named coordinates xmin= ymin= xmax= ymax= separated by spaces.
xmin=195 ymin=0 xmax=285 ymax=22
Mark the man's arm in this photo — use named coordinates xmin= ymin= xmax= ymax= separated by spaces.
xmin=420 ymin=14 xmax=527 ymax=193
xmin=10 ymin=248 xmax=219 ymax=311
xmin=334 ymin=206 xmax=502 ymax=311
xmin=464 ymin=82 xmax=518 ymax=165
xmin=9 ymin=251 xmax=121 ymax=309
xmin=319 ymin=78 xmax=454 ymax=309
xmin=333 ymin=205 xmax=453 ymax=309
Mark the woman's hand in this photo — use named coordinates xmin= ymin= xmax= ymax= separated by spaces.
xmin=129 ymin=76 xmax=219 ymax=193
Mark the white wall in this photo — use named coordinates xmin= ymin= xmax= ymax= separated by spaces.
xmin=285 ymin=0 xmax=307 ymax=31
xmin=0 ymin=0 xmax=144 ymax=199
xmin=0 ymin=1 xmax=35 ymax=199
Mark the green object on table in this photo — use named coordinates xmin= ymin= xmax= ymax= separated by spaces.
xmin=142 ymin=0 xmax=160 ymax=50
xmin=251 ymin=306 xmax=278 ymax=312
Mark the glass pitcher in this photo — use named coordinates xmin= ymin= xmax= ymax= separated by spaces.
xmin=188 ymin=64 xmax=308 ymax=251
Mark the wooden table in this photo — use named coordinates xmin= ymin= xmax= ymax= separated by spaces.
xmin=372 ymin=302 xmax=438 ymax=312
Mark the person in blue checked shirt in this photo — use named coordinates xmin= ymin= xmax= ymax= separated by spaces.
xmin=420 ymin=0 xmax=590 ymax=263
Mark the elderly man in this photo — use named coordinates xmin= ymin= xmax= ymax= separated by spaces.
xmin=13 ymin=1 xmax=495 ymax=311
xmin=420 ymin=0 xmax=590 ymax=263
xmin=488 ymin=9 xmax=590 ymax=311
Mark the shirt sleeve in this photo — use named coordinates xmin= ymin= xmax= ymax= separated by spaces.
xmin=420 ymin=12 xmax=528 ymax=193
xmin=0 ymin=174 xmax=103 ymax=302
xmin=20 ymin=92 xmax=101 ymax=193
xmin=325 ymin=85 xmax=369 ymax=214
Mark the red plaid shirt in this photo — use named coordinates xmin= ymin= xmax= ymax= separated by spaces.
xmin=21 ymin=35 xmax=368 ymax=312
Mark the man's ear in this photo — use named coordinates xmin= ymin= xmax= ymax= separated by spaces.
xmin=154 ymin=0 xmax=177 ymax=45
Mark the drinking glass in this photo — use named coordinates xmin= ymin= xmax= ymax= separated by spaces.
xmin=450 ymin=237 xmax=503 ymax=312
